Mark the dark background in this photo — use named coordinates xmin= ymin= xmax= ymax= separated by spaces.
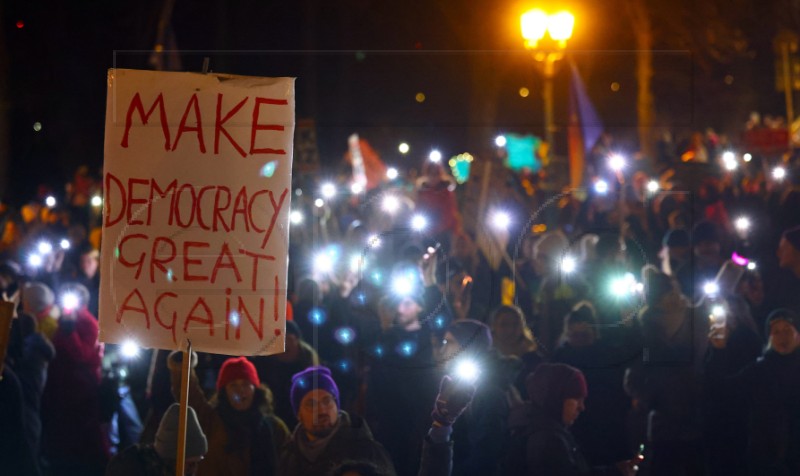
xmin=1 ymin=0 xmax=794 ymax=204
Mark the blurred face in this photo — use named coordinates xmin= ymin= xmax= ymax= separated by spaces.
xmin=562 ymin=398 xmax=585 ymax=426
xmin=396 ymin=297 xmax=421 ymax=328
xmin=694 ymin=241 xmax=720 ymax=261
xmin=298 ymin=389 xmax=339 ymax=439
xmin=768 ymin=320 xmax=800 ymax=355
xmin=438 ymin=331 xmax=462 ymax=365
xmin=777 ymin=238 xmax=800 ymax=270
xmin=667 ymin=245 xmax=690 ymax=264
xmin=225 ymin=378 xmax=255 ymax=411
xmin=80 ymin=253 xmax=99 ymax=278
xmin=566 ymin=322 xmax=595 ymax=348
xmin=493 ymin=312 xmax=520 ymax=342
xmin=739 ymin=278 xmax=764 ymax=306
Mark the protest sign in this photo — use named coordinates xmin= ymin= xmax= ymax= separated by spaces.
xmin=100 ymin=69 xmax=294 ymax=355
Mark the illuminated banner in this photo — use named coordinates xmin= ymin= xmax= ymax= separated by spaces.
xmin=100 ymin=69 xmax=294 ymax=355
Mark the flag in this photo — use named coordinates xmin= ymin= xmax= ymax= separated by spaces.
xmin=346 ymin=134 xmax=386 ymax=191
xmin=568 ymin=61 xmax=603 ymax=188
xmin=505 ymin=134 xmax=542 ymax=172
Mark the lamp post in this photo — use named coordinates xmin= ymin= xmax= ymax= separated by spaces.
xmin=521 ymin=9 xmax=574 ymax=165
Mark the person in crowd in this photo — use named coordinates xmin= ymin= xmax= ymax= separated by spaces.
xmin=366 ymin=285 xmax=437 ymax=476
xmin=253 ymin=320 xmax=320 ymax=430
xmin=70 ymin=242 xmax=100 ymax=317
xmin=1 ymin=366 xmax=42 ymax=476
xmin=533 ymin=232 xmax=591 ymax=354
xmin=437 ymin=319 xmax=513 ymax=476
xmin=658 ymin=228 xmax=691 ymax=294
xmin=736 ymin=270 xmax=770 ymax=339
xmin=624 ymin=266 xmax=708 ymax=476
xmin=167 ymin=353 xmax=289 ymax=476
xmin=773 ymin=225 xmax=800 ymax=313
xmin=22 ymin=281 xmax=60 ymax=339
xmin=105 ymin=403 xmax=208 ymax=476
xmin=5 ymin=288 xmax=55 ymax=473
xmin=415 ymin=159 xmax=461 ymax=245
xmin=552 ymin=303 xmax=633 ymax=470
xmin=706 ymin=308 xmax=800 ymax=475
xmin=504 ymin=363 xmax=638 ymax=475
xmin=40 ymin=281 xmax=108 ymax=475
xmin=688 ymin=221 xmax=724 ymax=302
xmin=489 ymin=305 xmax=544 ymax=397
xmin=278 ymin=366 xmax=396 ymax=475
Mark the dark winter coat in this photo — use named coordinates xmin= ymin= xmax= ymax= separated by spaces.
xmin=277 ymin=411 xmax=396 ymax=476
xmin=105 ymin=444 xmax=173 ymax=476
xmin=503 ymin=402 xmax=620 ymax=476
xmin=707 ymin=348 xmax=800 ymax=475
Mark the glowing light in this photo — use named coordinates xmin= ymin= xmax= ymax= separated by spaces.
xmin=410 ymin=214 xmax=428 ymax=231
xmin=608 ymin=154 xmax=626 ymax=172
xmin=434 ymin=316 xmax=446 ymax=328
xmin=731 ymin=252 xmax=749 ymax=266
xmin=743 ymin=153 xmax=752 ymax=162
xmin=386 ymin=167 xmax=399 ymax=180
xmin=560 ymin=255 xmax=577 ymax=274
xmin=91 ymin=195 xmax=103 ymax=207
xmin=610 ymin=272 xmax=638 ymax=297
xmin=45 ymin=195 xmax=56 ymax=207
xmin=313 ymin=251 xmax=335 ymax=274
xmin=747 ymin=261 xmax=757 ymax=271
xmin=735 ymin=216 xmax=751 ymax=232
xmin=547 ymin=11 xmax=575 ymax=42
xmin=429 ymin=150 xmax=442 ymax=163
xmin=520 ymin=9 xmax=548 ymax=46
xmin=392 ymin=275 xmax=415 ymax=296
xmin=454 ymin=359 xmax=480 ymax=383
xmin=290 ymin=210 xmax=304 ymax=225
xmin=397 ymin=340 xmax=417 ymax=357
xmin=350 ymin=182 xmax=364 ymax=194
xmin=314 ymin=198 xmax=325 ymax=208
xmin=308 ymin=307 xmax=327 ymax=326
xmin=519 ymin=87 xmax=530 ymax=98
xmin=28 ymin=254 xmax=43 ymax=268
xmin=495 ymin=135 xmax=507 ymax=147
xmin=491 ymin=211 xmax=511 ymax=230
xmin=647 ymin=180 xmax=659 ymax=193
xmin=382 ymin=195 xmax=401 ymax=214
xmin=399 ymin=142 xmax=410 ymax=154
xmin=349 ymin=254 xmax=366 ymax=273
xmin=260 ymin=161 xmax=277 ymax=177
xmin=370 ymin=270 xmax=383 ymax=285
xmin=594 ymin=180 xmax=609 ymax=194
xmin=415 ymin=92 xmax=426 ymax=103
xmin=711 ymin=305 xmax=725 ymax=319
xmin=722 ymin=151 xmax=738 ymax=171
xmin=337 ymin=359 xmax=352 ymax=372
xmin=772 ymin=166 xmax=787 ymax=181
xmin=121 ymin=340 xmax=140 ymax=359
xmin=33 ymin=122 xmax=42 ymax=132
xmin=368 ymin=235 xmax=382 ymax=249
xmin=703 ymin=281 xmax=719 ymax=296
xmin=59 ymin=239 xmax=70 ymax=250
xmin=229 ymin=311 xmax=240 ymax=327
xmin=334 ymin=327 xmax=356 ymax=345
xmin=320 ymin=182 xmax=337 ymax=199
xmin=60 ymin=292 xmax=80 ymax=312
xmin=37 ymin=241 xmax=53 ymax=255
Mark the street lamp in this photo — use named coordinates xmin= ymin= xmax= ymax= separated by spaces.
xmin=521 ymin=9 xmax=574 ymax=164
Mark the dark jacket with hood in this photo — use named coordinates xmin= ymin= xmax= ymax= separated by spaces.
xmin=277 ymin=411 xmax=396 ymax=476
xmin=707 ymin=348 xmax=800 ymax=475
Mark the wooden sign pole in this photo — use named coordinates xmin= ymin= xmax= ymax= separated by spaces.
xmin=175 ymin=339 xmax=192 ymax=476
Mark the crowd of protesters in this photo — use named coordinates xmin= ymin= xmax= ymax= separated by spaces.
xmin=2 ymin=127 xmax=800 ymax=476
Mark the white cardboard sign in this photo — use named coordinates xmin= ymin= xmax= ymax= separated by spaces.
xmin=100 ymin=69 xmax=294 ymax=355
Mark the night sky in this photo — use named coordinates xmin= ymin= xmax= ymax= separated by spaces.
xmin=1 ymin=0 xmax=793 ymax=204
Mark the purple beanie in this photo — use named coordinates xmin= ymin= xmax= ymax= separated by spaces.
xmin=290 ymin=366 xmax=340 ymax=415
